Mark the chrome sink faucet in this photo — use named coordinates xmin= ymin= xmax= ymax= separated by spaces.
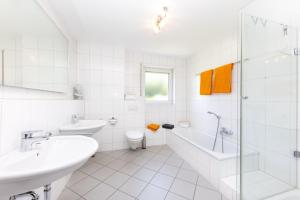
xmin=72 ymin=114 xmax=80 ymax=123
xmin=21 ymin=130 xmax=52 ymax=152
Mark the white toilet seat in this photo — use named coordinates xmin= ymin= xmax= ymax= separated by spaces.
xmin=126 ymin=130 xmax=144 ymax=140
xmin=126 ymin=130 xmax=144 ymax=150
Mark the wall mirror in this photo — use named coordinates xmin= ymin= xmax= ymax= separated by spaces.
xmin=0 ymin=0 xmax=69 ymax=92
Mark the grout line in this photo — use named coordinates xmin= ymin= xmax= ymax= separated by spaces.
xmin=87 ymin=146 xmax=165 ymax=199
xmin=192 ymin=176 xmax=199 ymax=200
xmin=68 ymin=177 xmax=103 ymax=199
xmin=67 ymin=152 xmax=130 ymax=198
xmin=112 ymin=146 xmax=172 ymax=199
xmin=129 ymin=146 xmax=175 ymax=199
xmin=65 ymin=145 xmax=215 ymax=200
xmin=163 ymin=159 xmax=190 ymax=200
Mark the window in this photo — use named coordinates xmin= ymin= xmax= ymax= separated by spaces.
xmin=143 ymin=67 xmax=173 ymax=103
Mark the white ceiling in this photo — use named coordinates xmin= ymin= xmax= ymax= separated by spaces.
xmin=47 ymin=0 xmax=252 ymax=56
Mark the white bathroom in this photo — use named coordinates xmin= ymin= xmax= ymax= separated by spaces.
xmin=1 ymin=0 xmax=300 ymax=200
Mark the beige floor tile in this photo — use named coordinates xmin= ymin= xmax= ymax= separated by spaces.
xmin=84 ymin=183 xmax=116 ymax=200
xmin=91 ymin=166 xmax=116 ymax=181
xmin=69 ymin=176 xmax=100 ymax=196
xmin=104 ymin=172 xmax=130 ymax=188
xmin=119 ymin=178 xmax=147 ymax=197
xmin=170 ymin=179 xmax=196 ymax=200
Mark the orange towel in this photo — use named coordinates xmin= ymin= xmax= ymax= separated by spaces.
xmin=213 ymin=63 xmax=234 ymax=93
xmin=147 ymin=123 xmax=160 ymax=132
xmin=200 ymin=69 xmax=213 ymax=95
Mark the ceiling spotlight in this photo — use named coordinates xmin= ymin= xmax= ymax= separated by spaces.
xmin=153 ymin=6 xmax=168 ymax=33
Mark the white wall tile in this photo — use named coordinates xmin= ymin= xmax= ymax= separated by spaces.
xmin=77 ymin=44 xmax=189 ymax=151
xmin=0 ymin=100 xmax=84 ymax=155
xmin=125 ymin=50 xmax=188 ymax=129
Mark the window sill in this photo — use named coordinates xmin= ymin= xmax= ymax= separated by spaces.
xmin=145 ymin=100 xmax=174 ymax=105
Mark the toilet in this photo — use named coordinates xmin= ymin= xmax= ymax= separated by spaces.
xmin=126 ymin=130 xmax=144 ymax=150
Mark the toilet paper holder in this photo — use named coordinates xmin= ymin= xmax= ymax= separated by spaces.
xmin=108 ymin=117 xmax=118 ymax=125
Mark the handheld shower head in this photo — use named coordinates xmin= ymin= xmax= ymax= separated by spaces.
xmin=207 ymin=111 xmax=221 ymax=119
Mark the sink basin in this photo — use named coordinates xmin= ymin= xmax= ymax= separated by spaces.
xmin=59 ymin=120 xmax=107 ymax=135
xmin=0 ymin=135 xmax=98 ymax=197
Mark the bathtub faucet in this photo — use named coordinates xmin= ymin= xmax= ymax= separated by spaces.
xmin=207 ymin=111 xmax=221 ymax=120
xmin=207 ymin=111 xmax=223 ymax=153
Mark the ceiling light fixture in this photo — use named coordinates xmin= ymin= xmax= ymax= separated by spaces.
xmin=154 ymin=6 xmax=168 ymax=34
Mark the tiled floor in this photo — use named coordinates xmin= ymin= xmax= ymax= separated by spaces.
xmin=221 ymin=171 xmax=294 ymax=200
xmin=59 ymin=145 xmax=222 ymax=200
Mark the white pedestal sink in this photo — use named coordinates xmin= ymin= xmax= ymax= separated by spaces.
xmin=0 ymin=135 xmax=98 ymax=198
xmin=59 ymin=120 xmax=107 ymax=135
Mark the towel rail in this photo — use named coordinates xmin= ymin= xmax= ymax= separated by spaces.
xmin=195 ymin=61 xmax=240 ymax=76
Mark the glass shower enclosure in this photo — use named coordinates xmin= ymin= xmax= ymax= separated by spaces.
xmin=240 ymin=14 xmax=298 ymax=199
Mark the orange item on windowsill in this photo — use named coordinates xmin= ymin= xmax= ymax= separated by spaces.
xmin=213 ymin=63 xmax=233 ymax=93
xmin=147 ymin=123 xmax=160 ymax=132
xmin=200 ymin=69 xmax=213 ymax=95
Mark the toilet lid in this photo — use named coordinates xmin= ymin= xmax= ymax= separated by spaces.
xmin=126 ymin=130 xmax=144 ymax=140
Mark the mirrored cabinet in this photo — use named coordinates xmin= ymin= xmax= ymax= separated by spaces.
xmin=0 ymin=0 xmax=69 ymax=92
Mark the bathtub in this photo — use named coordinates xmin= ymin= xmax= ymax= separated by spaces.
xmin=166 ymin=127 xmax=259 ymax=190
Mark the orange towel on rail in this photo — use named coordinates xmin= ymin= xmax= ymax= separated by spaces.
xmin=200 ymin=69 xmax=213 ymax=95
xmin=213 ymin=63 xmax=234 ymax=93
xmin=147 ymin=123 xmax=160 ymax=132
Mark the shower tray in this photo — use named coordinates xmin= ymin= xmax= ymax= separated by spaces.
xmin=265 ymin=190 xmax=300 ymax=200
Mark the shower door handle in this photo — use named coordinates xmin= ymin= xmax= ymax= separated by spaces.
xmin=242 ymin=96 xmax=248 ymax=100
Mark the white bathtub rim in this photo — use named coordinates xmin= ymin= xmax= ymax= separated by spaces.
xmin=169 ymin=130 xmax=258 ymax=161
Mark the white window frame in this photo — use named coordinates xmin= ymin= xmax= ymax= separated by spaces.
xmin=141 ymin=66 xmax=174 ymax=104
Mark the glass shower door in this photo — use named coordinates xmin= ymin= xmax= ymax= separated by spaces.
xmin=241 ymin=14 xmax=298 ymax=200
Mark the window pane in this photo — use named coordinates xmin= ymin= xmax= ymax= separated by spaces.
xmin=145 ymin=72 xmax=169 ymax=101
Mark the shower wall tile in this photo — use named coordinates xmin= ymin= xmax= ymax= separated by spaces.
xmin=186 ymin=35 xmax=239 ymax=143
xmin=186 ymin=24 xmax=299 ymax=190
xmin=244 ymin=26 xmax=297 ymax=187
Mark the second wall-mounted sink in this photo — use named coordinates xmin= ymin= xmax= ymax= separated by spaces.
xmin=59 ymin=120 xmax=107 ymax=135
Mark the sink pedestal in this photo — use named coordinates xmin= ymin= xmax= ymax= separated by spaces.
xmin=44 ymin=184 xmax=51 ymax=200
xmin=9 ymin=184 xmax=51 ymax=200
xmin=9 ymin=191 xmax=39 ymax=200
